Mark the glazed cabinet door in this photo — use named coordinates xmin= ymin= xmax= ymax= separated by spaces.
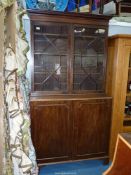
xmin=73 ymin=98 xmax=112 ymax=159
xmin=30 ymin=100 xmax=72 ymax=164
xmin=73 ymin=25 xmax=107 ymax=93
xmin=32 ymin=23 xmax=70 ymax=93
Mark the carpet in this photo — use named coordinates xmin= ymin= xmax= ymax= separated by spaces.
xmin=39 ymin=159 xmax=109 ymax=175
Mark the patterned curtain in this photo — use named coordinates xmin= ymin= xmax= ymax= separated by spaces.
xmin=0 ymin=0 xmax=15 ymax=12
xmin=1 ymin=1 xmax=38 ymax=175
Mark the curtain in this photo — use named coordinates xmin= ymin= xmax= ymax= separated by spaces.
xmin=1 ymin=2 xmax=38 ymax=174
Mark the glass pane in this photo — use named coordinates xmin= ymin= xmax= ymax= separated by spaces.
xmin=73 ymin=26 xmax=106 ymax=91
xmin=34 ymin=24 xmax=68 ymax=91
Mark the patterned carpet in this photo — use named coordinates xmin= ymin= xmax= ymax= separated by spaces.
xmin=39 ymin=159 xmax=109 ymax=175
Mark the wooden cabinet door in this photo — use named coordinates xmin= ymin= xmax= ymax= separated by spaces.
xmin=73 ymin=98 xmax=112 ymax=159
xmin=30 ymin=100 xmax=72 ymax=164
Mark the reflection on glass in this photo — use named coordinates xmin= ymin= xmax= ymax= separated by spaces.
xmin=34 ymin=24 xmax=68 ymax=91
xmin=73 ymin=26 xmax=106 ymax=91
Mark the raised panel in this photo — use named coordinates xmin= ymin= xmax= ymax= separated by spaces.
xmin=30 ymin=101 xmax=72 ymax=163
xmin=73 ymin=98 xmax=111 ymax=159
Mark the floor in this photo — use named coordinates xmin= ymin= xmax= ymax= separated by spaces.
xmin=39 ymin=159 xmax=109 ymax=175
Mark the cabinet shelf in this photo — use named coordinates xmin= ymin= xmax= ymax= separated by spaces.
xmin=34 ymin=32 xmax=101 ymax=39
xmin=34 ymin=52 xmax=67 ymax=55
xmin=126 ymin=92 xmax=131 ymax=96
xmin=34 ymin=52 xmax=104 ymax=57
xmin=34 ymin=71 xmax=101 ymax=75
xmin=123 ymin=119 xmax=131 ymax=126
xmin=34 ymin=32 xmax=68 ymax=37
xmin=124 ymin=115 xmax=131 ymax=121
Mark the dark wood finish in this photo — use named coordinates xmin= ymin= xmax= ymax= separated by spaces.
xmin=30 ymin=97 xmax=112 ymax=164
xmin=73 ymin=98 xmax=112 ymax=159
xmin=28 ymin=11 xmax=111 ymax=97
xmin=28 ymin=11 xmax=112 ymax=165
xmin=30 ymin=100 xmax=73 ymax=164
xmin=99 ymin=0 xmax=104 ymax=14
xmin=89 ymin=0 xmax=93 ymax=13
xmin=116 ymin=1 xmax=131 ymax=15
xmin=98 ymin=0 xmax=129 ymax=15
xmin=28 ymin=10 xmax=111 ymax=26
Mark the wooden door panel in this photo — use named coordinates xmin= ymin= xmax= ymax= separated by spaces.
xmin=73 ymin=98 xmax=112 ymax=159
xmin=30 ymin=101 xmax=72 ymax=163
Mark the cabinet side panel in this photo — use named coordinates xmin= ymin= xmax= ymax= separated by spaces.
xmin=108 ymin=38 xmax=131 ymax=160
